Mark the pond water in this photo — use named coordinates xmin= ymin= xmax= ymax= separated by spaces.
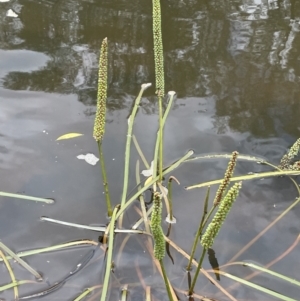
xmin=0 ymin=0 xmax=300 ymax=300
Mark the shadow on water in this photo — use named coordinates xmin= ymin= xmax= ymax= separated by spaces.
xmin=0 ymin=0 xmax=300 ymax=300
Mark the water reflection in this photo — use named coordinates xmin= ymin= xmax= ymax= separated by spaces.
xmin=0 ymin=0 xmax=299 ymax=136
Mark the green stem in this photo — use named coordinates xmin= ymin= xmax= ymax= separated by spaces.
xmin=98 ymin=141 xmax=112 ymax=217
xmin=133 ymin=135 xmax=150 ymax=169
xmin=159 ymin=259 xmax=174 ymax=301
xmin=187 ymin=170 xmax=300 ymax=190
xmin=152 ymin=92 xmax=176 ymax=189
xmin=74 ymin=287 xmax=95 ymax=301
xmin=0 ymin=250 xmax=18 ymax=299
xmin=0 ymin=240 xmax=97 ymax=262
xmin=100 ymin=205 xmax=120 ymax=301
xmin=158 ymin=95 xmax=163 ymax=182
xmin=188 ymin=248 xmax=206 ymax=296
xmin=0 ymin=192 xmax=53 ymax=204
xmin=0 ymin=280 xmax=33 ymax=292
xmin=187 ymin=187 xmax=210 ymax=270
xmin=201 ymin=205 xmax=216 ymax=233
xmin=0 ymin=242 xmax=42 ymax=281
xmin=136 ymin=160 xmax=151 ymax=234
xmin=119 ymin=84 xmax=151 ymax=225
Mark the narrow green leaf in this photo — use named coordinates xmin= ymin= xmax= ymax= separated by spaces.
xmin=220 ymin=271 xmax=297 ymax=301
xmin=0 ymin=192 xmax=54 ymax=204
xmin=187 ymin=170 xmax=300 ymax=190
xmin=243 ymin=262 xmax=300 ymax=287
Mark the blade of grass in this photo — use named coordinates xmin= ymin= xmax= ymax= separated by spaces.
xmin=221 ymin=235 xmax=300 ymax=294
xmin=0 ymin=280 xmax=35 ymax=292
xmin=186 ymin=153 xmax=266 ymax=163
xmin=133 ymin=135 xmax=150 ymax=169
xmin=152 ymin=91 xmax=176 ymax=190
xmin=0 ymin=242 xmax=42 ymax=281
xmin=40 ymin=217 xmax=147 ymax=234
xmin=240 ymin=262 xmax=300 ymax=287
xmin=186 ymin=170 xmax=300 ymax=190
xmin=187 ymin=187 xmax=210 ymax=271
xmin=73 ymin=285 xmax=101 ymax=301
xmin=100 ymin=205 xmax=120 ymax=301
xmin=136 ymin=160 xmax=151 ymax=234
xmin=216 ymin=270 xmax=297 ymax=301
xmin=0 ymin=250 xmax=18 ymax=299
xmin=0 ymin=191 xmax=54 ymax=204
xmin=0 ymin=240 xmax=98 ymax=262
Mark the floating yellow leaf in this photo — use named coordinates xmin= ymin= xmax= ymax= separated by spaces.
xmin=56 ymin=133 xmax=83 ymax=141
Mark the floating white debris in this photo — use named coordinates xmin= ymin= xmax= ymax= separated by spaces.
xmin=141 ymin=161 xmax=154 ymax=177
xmin=166 ymin=214 xmax=177 ymax=224
xmin=77 ymin=153 xmax=99 ymax=166
xmin=6 ymin=9 xmax=18 ymax=17
xmin=0 ymin=0 xmax=10 ymax=2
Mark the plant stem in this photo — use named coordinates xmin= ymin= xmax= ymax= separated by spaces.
xmin=0 ymin=242 xmax=42 ymax=281
xmin=166 ymin=175 xmax=179 ymax=222
xmin=98 ymin=141 xmax=112 ymax=217
xmin=187 ymin=187 xmax=210 ymax=270
xmin=119 ymin=83 xmax=151 ymax=225
xmin=186 ymin=170 xmax=300 ymax=190
xmin=0 ymin=250 xmax=18 ymax=299
xmin=167 ymin=178 xmax=173 ymax=221
xmin=159 ymin=259 xmax=174 ymax=301
xmin=100 ymin=205 xmax=120 ymax=301
xmin=0 ymin=280 xmax=33 ymax=292
xmin=158 ymin=95 xmax=163 ymax=182
xmin=188 ymin=248 xmax=206 ymax=296
xmin=152 ymin=92 xmax=176 ymax=189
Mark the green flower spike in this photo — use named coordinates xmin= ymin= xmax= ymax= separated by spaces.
xmin=201 ymin=182 xmax=242 ymax=249
xmin=279 ymin=138 xmax=300 ymax=170
xmin=152 ymin=0 xmax=164 ymax=96
xmin=150 ymin=192 xmax=165 ymax=260
xmin=213 ymin=151 xmax=238 ymax=206
xmin=93 ymin=37 xmax=108 ymax=142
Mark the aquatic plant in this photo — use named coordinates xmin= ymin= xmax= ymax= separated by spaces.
xmin=213 ymin=151 xmax=238 ymax=206
xmin=152 ymin=0 xmax=164 ymax=96
xmin=152 ymin=0 xmax=165 ymax=182
xmin=2 ymin=4 xmax=300 ymax=301
xmin=201 ymin=182 xmax=242 ymax=249
xmin=93 ymin=37 xmax=108 ymax=142
xmin=93 ymin=37 xmax=112 ymax=217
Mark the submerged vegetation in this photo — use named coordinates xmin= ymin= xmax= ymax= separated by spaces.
xmin=1 ymin=1 xmax=300 ymax=301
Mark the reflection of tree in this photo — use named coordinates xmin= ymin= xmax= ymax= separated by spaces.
xmin=1 ymin=0 xmax=300 ymax=136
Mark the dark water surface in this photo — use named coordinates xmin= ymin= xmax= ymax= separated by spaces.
xmin=1 ymin=0 xmax=300 ymax=300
